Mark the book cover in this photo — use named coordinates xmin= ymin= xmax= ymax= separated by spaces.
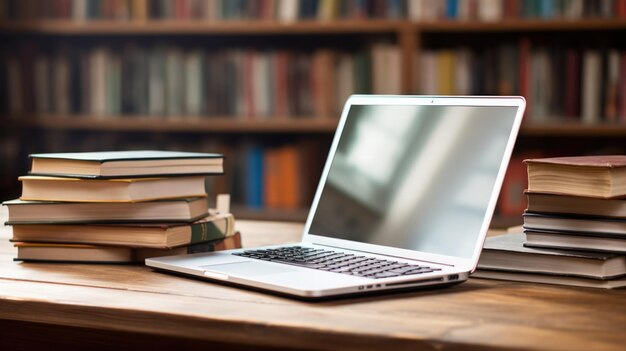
xmin=581 ymin=50 xmax=601 ymax=124
xmin=14 ymin=231 xmax=242 ymax=263
xmin=526 ymin=191 xmax=626 ymax=218
xmin=245 ymin=145 xmax=264 ymax=209
xmin=29 ymin=150 xmax=224 ymax=178
xmin=524 ymin=230 xmax=626 ymax=254
xmin=3 ymin=197 xmax=210 ymax=224
xmin=524 ymin=212 xmax=626 ymax=236
xmin=478 ymin=232 xmax=626 ymax=279
xmin=472 ymin=270 xmax=626 ymax=289
xmin=11 ymin=212 xmax=235 ymax=249
xmin=19 ymin=175 xmax=207 ymax=203
xmin=497 ymin=155 xmax=530 ymax=217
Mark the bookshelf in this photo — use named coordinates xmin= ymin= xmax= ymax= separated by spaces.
xmin=2 ymin=1 xmax=626 ymax=223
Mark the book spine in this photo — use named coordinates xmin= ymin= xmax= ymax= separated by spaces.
xmin=189 ymin=214 xmax=235 ymax=244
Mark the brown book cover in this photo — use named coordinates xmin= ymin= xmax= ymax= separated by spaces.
xmin=525 ymin=155 xmax=626 ymax=198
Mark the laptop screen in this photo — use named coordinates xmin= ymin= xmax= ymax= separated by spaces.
xmin=309 ymin=103 xmax=518 ymax=259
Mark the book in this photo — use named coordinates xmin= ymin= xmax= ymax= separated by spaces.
xmin=11 ymin=212 xmax=235 ymax=249
xmin=3 ymin=197 xmax=209 ymax=224
xmin=526 ymin=191 xmax=626 ymax=218
xmin=478 ymin=232 xmax=626 ymax=279
xmin=525 ymin=156 xmax=626 ymax=198
xmin=19 ymin=175 xmax=207 ymax=203
xmin=524 ymin=230 xmax=626 ymax=253
xmin=497 ymin=155 xmax=530 ymax=217
xmin=13 ymin=231 xmax=242 ymax=263
xmin=472 ymin=270 xmax=626 ymax=289
xmin=28 ymin=150 xmax=224 ymax=178
xmin=581 ymin=50 xmax=601 ymax=124
xmin=524 ymin=212 xmax=626 ymax=236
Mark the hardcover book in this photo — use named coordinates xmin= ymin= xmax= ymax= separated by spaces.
xmin=3 ymin=197 xmax=210 ymax=224
xmin=478 ymin=232 xmax=626 ymax=279
xmin=472 ymin=270 xmax=626 ymax=290
xmin=13 ymin=231 xmax=242 ymax=264
xmin=525 ymin=155 xmax=626 ymax=198
xmin=523 ymin=212 xmax=626 ymax=236
xmin=29 ymin=150 xmax=224 ymax=178
xmin=524 ymin=230 xmax=626 ymax=253
xmin=19 ymin=175 xmax=207 ymax=202
xmin=11 ymin=212 xmax=235 ymax=249
xmin=526 ymin=191 xmax=626 ymax=218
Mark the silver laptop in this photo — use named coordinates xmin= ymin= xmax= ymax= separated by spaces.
xmin=146 ymin=95 xmax=525 ymax=299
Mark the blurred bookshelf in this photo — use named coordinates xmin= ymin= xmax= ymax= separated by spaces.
xmin=1 ymin=0 xmax=626 ymax=222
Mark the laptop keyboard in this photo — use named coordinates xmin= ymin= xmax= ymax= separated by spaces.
xmin=233 ymin=246 xmax=441 ymax=279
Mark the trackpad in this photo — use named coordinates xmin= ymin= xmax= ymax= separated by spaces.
xmin=200 ymin=261 xmax=299 ymax=277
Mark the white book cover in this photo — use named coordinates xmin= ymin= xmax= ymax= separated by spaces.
xmin=581 ymin=50 xmax=601 ymax=124
xmin=253 ymin=52 xmax=270 ymax=117
xmin=278 ymin=0 xmax=298 ymax=22
xmin=478 ymin=0 xmax=502 ymax=21
xmin=407 ymin=0 xmax=424 ymax=21
xmin=73 ymin=0 xmax=87 ymax=21
xmin=89 ymin=47 xmax=108 ymax=117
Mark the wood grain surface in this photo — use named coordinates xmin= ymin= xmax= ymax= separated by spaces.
xmin=0 ymin=207 xmax=625 ymax=351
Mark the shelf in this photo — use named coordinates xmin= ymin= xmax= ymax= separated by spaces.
xmin=8 ymin=116 xmax=626 ymax=136
xmin=520 ymin=122 xmax=626 ymax=137
xmin=2 ymin=19 xmax=626 ymax=36
xmin=0 ymin=20 xmax=405 ymax=35
xmin=418 ymin=18 xmax=626 ymax=32
xmin=10 ymin=116 xmax=339 ymax=133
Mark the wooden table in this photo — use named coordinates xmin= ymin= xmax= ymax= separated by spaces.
xmin=1 ymin=209 xmax=625 ymax=351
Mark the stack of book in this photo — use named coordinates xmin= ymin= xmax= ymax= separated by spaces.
xmin=475 ymin=155 xmax=626 ymax=289
xmin=2 ymin=150 xmax=242 ymax=263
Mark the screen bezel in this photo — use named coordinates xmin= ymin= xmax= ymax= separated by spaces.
xmin=300 ymin=95 xmax=526 ymax=272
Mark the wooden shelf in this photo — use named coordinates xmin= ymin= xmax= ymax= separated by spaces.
xmin=0 ymin=20 xmax=405 ymax=35
xmin=1 ymin=19 xmax=626 ymax=36
xmin=13 ymin=116 xmax=339 ymax=133
xmin=10 ymin=116 xmax=626 ymax=136
xmin=418 ymin=18 xmax=626 ymax=32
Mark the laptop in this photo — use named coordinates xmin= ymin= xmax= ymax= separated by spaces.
xmin=146 ymin=95 xmax=525 ymax=299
